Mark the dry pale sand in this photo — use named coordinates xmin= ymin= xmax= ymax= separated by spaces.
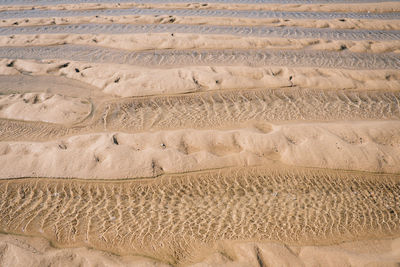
xmin=2 ymin=233 xmax=400 ymax=267
xmin=1 ymin=2 xmax=400 ymax=13
xmin=1 ymin=34 xmax=400 ymax=54
xmin=0 ymin=1 xmax=400 ymax=266
xmin=2 ymin=15 xmax=400 ymax=30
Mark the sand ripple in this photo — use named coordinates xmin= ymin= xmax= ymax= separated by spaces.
xmin=1 ymin=166 xmax=399 ymax=264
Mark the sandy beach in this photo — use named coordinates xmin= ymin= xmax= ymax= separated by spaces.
xmin=0 ymin=0 xmax=400 ymax=266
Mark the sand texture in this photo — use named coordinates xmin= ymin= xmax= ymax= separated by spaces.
xmin=0 ymin=0 xmax=399 ymax=266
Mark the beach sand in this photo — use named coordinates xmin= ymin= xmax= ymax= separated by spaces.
xmin=0 ymin=1 xmax=399 ymax=266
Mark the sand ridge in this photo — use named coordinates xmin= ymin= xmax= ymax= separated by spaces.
xmin=1 ymin=121 xmax=399 ymax=180
xmin=1 ymin=88 xmax=400 ymax=143
xmin=1 ymin=60 xmax=400 ymax=97
xmin=2 ymin=15 xmax=400 ymax=30
xmin=1 ymin=233 xmax=400 ymax=267
xmin=1 ymin=2 xmax=400 ymax=13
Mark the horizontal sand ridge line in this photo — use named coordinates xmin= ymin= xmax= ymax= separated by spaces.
xmin=1 ymin=166 xmax=400 ymax=264
xmin=2 ymin=2 xmax=400 ymax=14
xmin=1 ymin=234 xmax=400 ymax=267
xmin=0 ymin=0 xmax=395 ymax=6
xmin=4 ymin=34 xmax=400 ymax=55
xmin=1 ymin=88 xmax=399 ymax=141
xmin=3 ymin=64 xmax=400 ymax=98
xmin=1 ymin=121 xmax=399 ymax=179
xmin=1 ymin=45 xmax=399 ymax=69
xmin=1 ymin=8 xmax=400 ymax=20
xmin=2 ymin=24 xmax=400 ymax=41
xmin=3 ymin=15 xmax=399 ymax=31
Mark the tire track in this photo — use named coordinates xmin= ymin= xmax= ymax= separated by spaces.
xmin=1 ymin=88 xmax=399 ymax=141
xmin=1 ymin=45 xmax=399 ymax=69
xmin=0 ymin=166 xmax=399 ymax=264
xmin=1 ymin=8 xmax=399 ymax=20
xmin=1 ymin=24 xmax=399 ymax=41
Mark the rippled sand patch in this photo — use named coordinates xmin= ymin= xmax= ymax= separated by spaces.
xmin=1 ymin=88 xmax=399 ymax=142
xmin=1 ymin=166 xmax=399 ymax=264
xmin=1 ymin=45 xmax=399 ymax=69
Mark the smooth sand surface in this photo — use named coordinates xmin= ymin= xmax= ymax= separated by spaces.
xmin=0 ymin=1 xmax=399 ymax=266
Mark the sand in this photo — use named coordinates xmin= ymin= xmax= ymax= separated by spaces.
xmin=1 ymin=2 xmax=400 ymax=13
xmin=0 ymin=1 xmax=399 ymax=266
xmin=1 ymin=233 xmax=400 ymax=267
xmin=1 ymin=33 xmax=400 ymax=54
xmin=2 ymin=15 xmax=400 ymax=30
xmin=1 ymin=121 xmax=400 ymax=179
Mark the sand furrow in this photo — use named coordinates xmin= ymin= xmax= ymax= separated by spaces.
xmin=1 ymin=45 xmax=399 ymax=69
xmin=99 ymin=89 xmax=400 ymax=132
xmin=3 ymin=35 xmax=399 ymax=55
xmin=0 ymin=166 xmax=399 ymax=264
xmin=0 ymin=89 xmax=399 ymax=141
xmin=1 ymin=24 xmax=399 ymax=41
xmin=1 ymin=2 xmax=400 ymax=14
xmin=1 ymin=8 xmax=400 ymax=20
xmin=0 ymin=0 xmax=395 ymax=5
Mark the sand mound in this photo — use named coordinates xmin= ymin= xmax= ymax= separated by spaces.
xmin=1 ymin=233 xmax=400 ymax=267
xmin=0 ymin=234 xmax=168 ymax=267
xmin=0 ymin=93 xmax=91 ymax=124
xmin=2 ymin=15 xmax=400 ymax=30
xmin=2 ymin=60 xmax=400 ymax=97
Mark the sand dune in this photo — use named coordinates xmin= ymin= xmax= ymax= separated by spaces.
xmin=0 ymin=0 xmax=399 ymax=266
